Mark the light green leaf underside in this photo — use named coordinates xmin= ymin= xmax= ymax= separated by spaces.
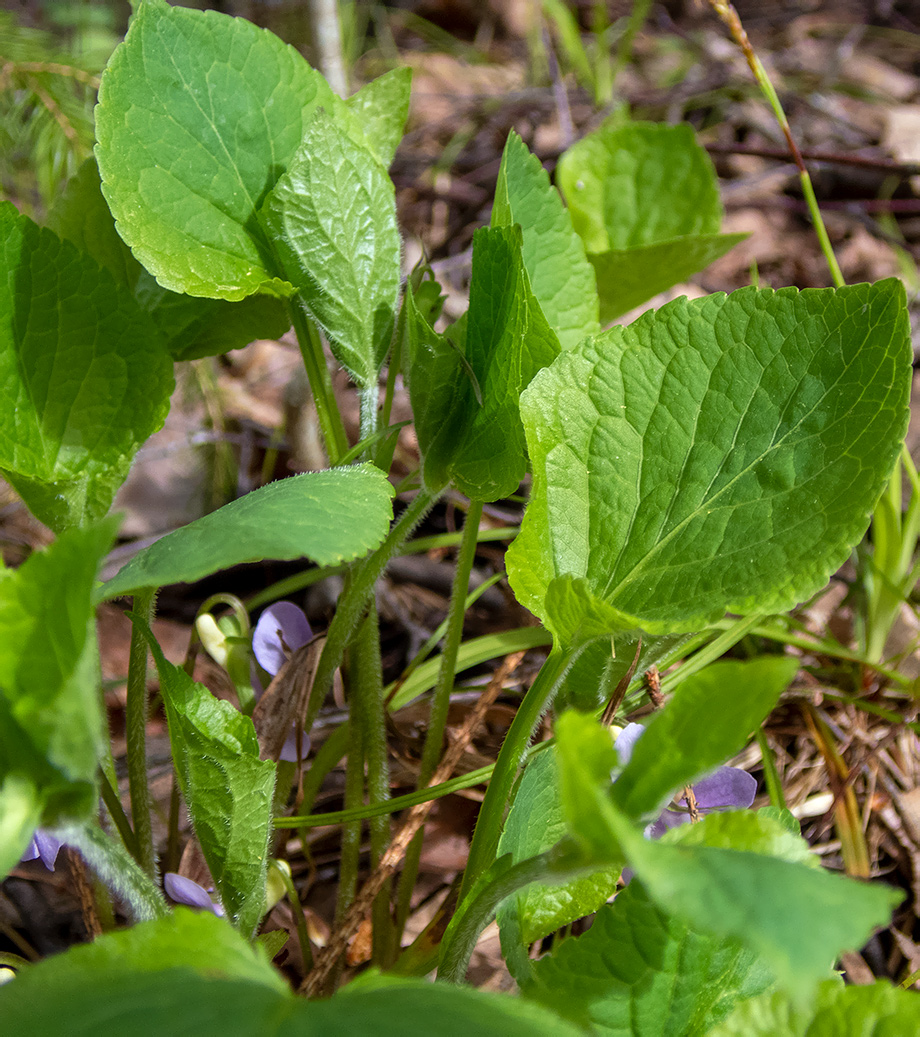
xmin=346 ymin=67 xmax=412 ymax=169
xmin=508 ymin=280 xmax=910 ymax=639
xmin=590 ymin=234 xmax=747 ymax=323
xmin=710 ymin=980 xmax=920 ymax=1036
xmin=95 ymin=0 xmax=334 ymax=300
xmin=0 ymin=203 xmax=174 ymax=532
xmin=51 ymin=158 xmax=291 ymax=359
xmin=260 ymin=110 xmax=401 ymax=385
xmin=143 ymin=631 xmax=275 ymax=939
xmin=557 ymin=121 xmax=724 ymax=253
xmin=100 ymin=465 xmax=394 ymax=599
xmin=497 ymin=748 xmax=619 ymax=959
xmin=524 ymin=878 xmax=770 ymax=1037
xmin=0 ymin=519 xmax=118 ymax=834
xmin=492 ymin=130 xmax=599 ymax=350
xmin=613 ymin=656 xmax=797 ymax=819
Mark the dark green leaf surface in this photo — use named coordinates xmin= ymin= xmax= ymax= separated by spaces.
xmin=0 ymin=519 xmax=118 ymax=844
xmin=0 ymin=203 xmax=173 ymax=531
xmin=557 ymin=121 xmax=724 ymax=252
xmin=612 ymin=657 xmax=797 ymax=819
xmin=405 ymin=291 xmax=471 ymax=493
xmin=260 ymin=110 xmax=401 ymax=385
xmin=451 ymin=226 xmax=561 ymax=499
xmin=134 ymin=271 xmax=290 ymax=361
xmin=589 ymin=234 xmax=747 ymax=323
xmin=100 ymin=465 xmax=394 ymax=599
xmin=346 ymin=67 xmax=412 ymax=169
xmin=50 ymin=159 xmax=290 ymax=359
xmin=95 ymin=0 xmax=334 ymax=300
xmin=508 ymin=281 xmax=911 ymax=639
xmin=492 ymin=130 xmax=599 ymax=349
xmin=3 ymin=908 xmax=286 ymax=990
xmin=0 ymin=963 xmax=585 ymax=1037
xmin=408 ymin=226 xmax=560 ymax=501
xmin=143 ymin=632 xmax=275 ymax=938
xmin=48 ymin=157 xmax=141 ymax=290
xmin=709 ymin=979 xmax=920 ymax=1036
xmin=497 ymin=748 xmax=620 ymax=957
xmin=524 ymin=879 xmax=770 ymax=1036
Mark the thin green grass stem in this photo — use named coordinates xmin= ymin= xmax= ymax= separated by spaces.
xmin=395 ymin=499 xmax=484 ymax=933
xmin=393 ymin=573 xmax=503 ymax=696
xmin=306 ymin=488 xmax=441 ymax=733
xmin=710 ymin=1 xmax=844 ymax=288
xmin=458 ymin=646 xmax=574 ymax=905
xmin=288 ymin=300 xmax=349 ymax=465
xmin=125 ymin=587 xmax=157 ymax=879
xmin=663 ymin=614 xmax=764 ymax=692
xmin=278 ymin=739 xmax=557 ymax=830
xmin=755 ymin=727 xmax=786 ymax=810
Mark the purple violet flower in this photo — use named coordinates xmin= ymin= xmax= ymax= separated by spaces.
xmin=251 ymin=602 xmax=313 ymax=763
xmin=164 ymin=872 xmax=224 ymax=916
xmin=21 ymin=830 xmax=62 ymax=871
xmin=614 ymin=722 xmax=757 ymax=839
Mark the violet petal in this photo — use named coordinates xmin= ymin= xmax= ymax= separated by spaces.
xmin=688 ymin=767 xmax=758 ymax=811
xmin=613 ymin=722 xmax=645 ymax=765
xmin=278 ymin=729 xmax=311 ymax=763
xmin=645 ymin=810 xmax=690 ymax=840
xmin=252 ymin=602 xmax=312 ymax=677
xmin=164 ymin=873 xmax=224 ymax=916
xmin=22 ymin=830 xmax=62 ymax=871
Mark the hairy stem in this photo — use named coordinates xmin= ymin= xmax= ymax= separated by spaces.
xmin=306 ymin=488 xmax=441 ymax=732
xmin=289 ymin=300 xmax=349 ymax=465
xmin=396 ymin=498 xmax=483 ymax=933
xmin=458 ymin=646 xmax=574 ymax=904
xmin=352 ymin=604 xmax=396 ymax=965
xmin=125 ymin=588 xmax=157 ymax=879
xmin=57 ymin=821 xmax=167 ymax=923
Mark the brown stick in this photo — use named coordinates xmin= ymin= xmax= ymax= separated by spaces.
xmin=301 ymin=650 xmax=526 ymax=996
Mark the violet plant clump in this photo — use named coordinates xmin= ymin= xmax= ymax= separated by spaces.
xmin=0 ymin=0 xmax=916 ymax=1030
